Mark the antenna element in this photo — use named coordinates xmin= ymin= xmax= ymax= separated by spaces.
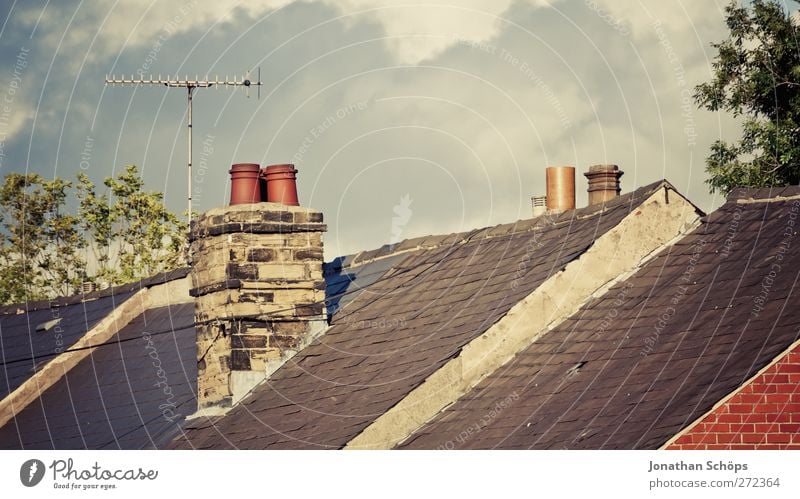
xmin=104 ymin=71 xmax=263 ymax=222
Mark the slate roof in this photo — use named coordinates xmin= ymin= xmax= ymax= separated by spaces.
xmin=0 ymin=303 xmax=196 ymax=449
xmin=399 ymin=188 xmax=800 ymax=449
xmin=0 ymin=292 xmax=135 ymax=400
xmin=170 ymin=181 xmax=673 ymax=449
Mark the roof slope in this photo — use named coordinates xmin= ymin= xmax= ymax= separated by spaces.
xmin=399 ymin=188 xmax=800 ymax=449
xmin=171 ymin=181 xmax=671 ymax=449
xmin=0 ymin=292 xmax=135 ymax=399
xmin=0 ymin=268 xmax=190 ymax=402
xmin=0 ymin=303 xmax=196 ymax=449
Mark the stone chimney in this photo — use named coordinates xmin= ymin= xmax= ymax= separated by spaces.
xmin=189 ymin=202 xmax=327 ymax=413
xmin=584 ymin=164 xmax=624 ymax=205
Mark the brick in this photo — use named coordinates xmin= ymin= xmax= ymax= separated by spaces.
xmin=765 ymin=393 xmax=791 ymax=404
xmin=737 ymin=393 xmax=765 ymax=404
xmin=716 ymin=433 xmax=741 ymax=444
xmin=294 ymin=248 xmax=324 ymax=261
xmin=779 ymin=423 xmax=800 ymax=432
xmin=766 ymin=433 xmax=791 ymax=444
xmin=231 ymin=335 xmax=270 ymax=349
xmin=262 ymin=210 xmax=294 ymax=223
xmin=247 ymin=248 xmax=277 ymax=262
xmin=705 ymin=423 xmax=730 ymax=433
xmin=272 ymin=289 xmax=316 ymax=305
xmin=296 ymin=302 xmax=325 ymax=317
xmin=237 ymin=291 xmax=275 ymax=304
xmin=761 ymin=374 xmax=790 ymax=384
xmin=691 ymin=433 xmax=716 ymax=444
xmin=271 ymin=321 xmax=310 ymax=335
xmin=781 ymin=403 xmax=800 ymax=413
xmin=776 ymin=364 xmax=800 ymax=373
xmin=227 ymin=263 xmax=259 ymax=280
xmin=753 ymin=403 xmax=780 ymax=413
xmin=754 ymin=423 xmax=778 ymax=433
xmin=764 ymin=412 xmax=791 ymax=423
xmin=742 ymin=433 xmax=766 ymax=444
xmin=729 ymin=423 xmax=754 ymax=433
xmin=257 ymin=263 xmax=307 ymax=280
xmin=728 ymin=403 xmax=754 ymax=413
xmin=230 ymin=350 xmax=252 ymax=370
xmin=271 ymin=335 xmax=300 ymax=349
xmin=717 ymin=413 xmax=743 ymax=423
xmin=286 ymin=232 xmax=322 ymax=248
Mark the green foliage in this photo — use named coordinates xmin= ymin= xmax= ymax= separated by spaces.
xmin=0 ymin=166 xmax=187 ymax=304
xmin=695 ymin=0 xmax=800 ymax=193
xmin=0 ymin=173 xmax=86 ymax=302
xmin=78 ymin=164 xmax=188 ymax=284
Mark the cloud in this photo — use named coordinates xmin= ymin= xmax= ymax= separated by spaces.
xmin=16 ymin=0 xmax=552 ymax=67
xmin=0 ymin=0 xmax=740 ymax=258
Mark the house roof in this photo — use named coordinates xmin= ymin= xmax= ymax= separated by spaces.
xmin=0 ymin=303 xmax=196 ymax=449
xmin=398 ymin=188 xmax=800 ymax=449
xmin=0 ymin=292 xmax=135 ymax=400
xmin=170 ymin=181 xmax=673 ymax=449
xmin=0 ymin=268 xmax=192 ymax=450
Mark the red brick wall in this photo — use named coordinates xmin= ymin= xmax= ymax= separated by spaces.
xmin=667 ymin=345 xmax=800 ymax=450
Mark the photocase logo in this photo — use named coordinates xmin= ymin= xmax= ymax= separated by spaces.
xmin=389 ymin=194 xmax=413 ymax=248
xmin=20 ymin=459 xmax=45 ymax=487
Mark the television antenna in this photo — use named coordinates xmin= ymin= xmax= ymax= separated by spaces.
xmin=104 ymin=69 xmax=262 ymax=222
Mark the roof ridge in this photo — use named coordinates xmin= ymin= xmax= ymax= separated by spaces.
xmin=727 ymin=185 xmax=800 ymax=202
xmin=0 ymin=267 xmax=190 ymax=315
xmin=328 ymin=180 xmax=678 ymax=271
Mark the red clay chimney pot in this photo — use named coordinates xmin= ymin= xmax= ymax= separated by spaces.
xmin=263 ymin=164 xmax=300 ymax=206
xmin=584 ymin=164 xmax=624 ymax=205
xmin=229 ymin=163 xmax=262 ymax=205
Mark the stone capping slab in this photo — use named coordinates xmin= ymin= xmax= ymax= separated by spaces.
xmin=190 ymin=279 xmax=243 ymax=297
xmin=190 ymin=203 xmax=326 ymax=242
xmin=344 ymin=186 xmax=702 ymax=449
xmin=191 ymin=222 xmax=326 ymax=241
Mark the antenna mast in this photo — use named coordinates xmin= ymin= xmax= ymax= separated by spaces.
xmin=104 ymin=70 xmax=262 ymax=222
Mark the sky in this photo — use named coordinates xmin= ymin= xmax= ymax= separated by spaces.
xmin=0 ymin=0 xmax=745 ymax=259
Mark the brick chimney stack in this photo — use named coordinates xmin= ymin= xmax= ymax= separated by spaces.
xmin=584 ymin=164 xmax=624 ymax=205
xmin=189 ymin=202 xmax=327 ymax=413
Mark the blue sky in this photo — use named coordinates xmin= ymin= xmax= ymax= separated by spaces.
xmin=0 ymin=0 xmax=741 ymax=258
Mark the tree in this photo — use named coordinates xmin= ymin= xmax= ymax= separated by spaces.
xmin=0 ymin=173 xmax=85 ymax=302
xmin=0 ymin=165 xmax=188 ymax=304
xmin=77 ymin=164 xmax=188 ymax=285
xmin=695 ymin=0 xmax=800 ymax=193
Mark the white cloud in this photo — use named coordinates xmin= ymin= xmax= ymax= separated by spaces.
xmin=20 ymin=0 xmax=554 ymax=66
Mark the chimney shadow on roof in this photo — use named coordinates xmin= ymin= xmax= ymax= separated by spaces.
xmin=323 ymin=256 xmax=357 ymax=323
